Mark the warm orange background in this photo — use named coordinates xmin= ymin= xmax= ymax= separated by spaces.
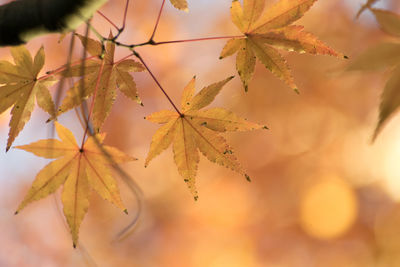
xmin=1 ymin=0 xmax=400 ymax=266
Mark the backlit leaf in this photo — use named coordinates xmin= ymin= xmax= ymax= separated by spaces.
xmin=0 ymin=46 xmax=56 ymax=151
xmin=15 ymin=122 xmax=136 ymax=247
xmin=56 ymin=34 xmax=145 ymax=131
xmin=145 ymin=77 xmax=266 ymax=199
xmin=221 ymin=0 xmax=343 ymax=92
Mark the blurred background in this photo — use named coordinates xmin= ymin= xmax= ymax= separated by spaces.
xmin=1 ymin=0 xmax=400 ymax=266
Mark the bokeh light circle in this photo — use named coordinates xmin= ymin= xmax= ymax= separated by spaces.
xmin=300 ymin=176 xmax=358 ymax=240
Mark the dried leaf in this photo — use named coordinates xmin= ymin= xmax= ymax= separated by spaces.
xmin=145 ymin=77 xmax=266 ymax=199
xmin=15 ymin=122 xmax=136 ymax=247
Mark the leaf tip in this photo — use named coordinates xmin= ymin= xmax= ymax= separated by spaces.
xmin=14 ymin=211 xmax=18 ymax=215
xmin=73 ymin=243 xmax=77 ymax=249
xmin=245 ymin=174 xmax=251 ymax=182
xmin=263 ymin=125 xmax=269 ymax=130
xmin=294 ymin=88 xmax=300 ymax=95
xmin=344 ymin=55 xmax=349 ymax=59
xmin=194 ymin=196 xmax=199 ymax=201
xmin=123 ymin=209 xmax=128 ymax=215
xmin=5 ymin=146 xmax=10 ymax=152
xmin=219 ymin=56 xmax=223 ymax=60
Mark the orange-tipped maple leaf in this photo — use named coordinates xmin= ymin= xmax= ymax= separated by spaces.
xmin=55 ymin=34 xmax=145 ymax=132
xmin=220 ymin=0 xmax=344 ymax=92
xmin=145 ymin=76 xmax=267 ymax=199
xmin=15 ymin=122 xmax=136 ymax=247
xmin=0 ymin=46 xmax=56 ymax=151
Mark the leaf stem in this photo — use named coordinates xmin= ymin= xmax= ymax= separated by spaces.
xmin=97 ymin=11 xmax=119 ymax=30
xmin=150 ymin=0 xmax=166 ymax=41
xmin=81 ymin=59 xmax=105 ymax=148
xmin=121 ymin=0 xmax=130 ymax=33
xmin=132 ymin=51 xmax=182 ymax=116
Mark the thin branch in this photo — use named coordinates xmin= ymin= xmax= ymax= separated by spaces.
xmin=97 ymin=10 xmax=119 ymax=30
xmin=132 ymin=50 xmax=182 ymax=115
xmin=121 ymin=0 xmax=130 ymax=32
xmin=150 ymin=0 xmax=166 ymax=40
xmin=130 ymin=35 xmax=245 ymax=48
xmin=152 ymin=35 xmax=245 ymax=46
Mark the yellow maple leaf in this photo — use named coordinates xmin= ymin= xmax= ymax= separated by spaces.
xmin=220 ymin=0 xmax=344 ymax=92
xmin=347 ymin=8 xmax=400 ymax=140
xmin=15 ymin=122 xmax=136 ymax=247
xmin=0 ymin=46 xmax=56 ymax=151
xmin=55 ymin=33 xmax=145 ymax=131
xmin=145 ymin=76 xmax=267 ymax=200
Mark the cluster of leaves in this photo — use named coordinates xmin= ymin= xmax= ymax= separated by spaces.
xmin=349 ymin=4 xmax=400 ymax=140
xmin=0 ymin=0 xmax=344 ymax=246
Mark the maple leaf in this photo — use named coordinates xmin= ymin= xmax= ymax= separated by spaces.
xmin=0 ymin=46 xmax=56 ymax=151
xmin=15 ymin=122 xmax=136 ymax=247
xmin=220 ymin=0 xmax=344 ymax=92
xmin=347 ymin=9 xmax=400 ymax=140
xmin=55 ymin=34 xmax=145 ymax=132
xmin=170 ymin=0 xmax=188 ymax=11
xmin=145 ymin=76 xmax=267 ymax=199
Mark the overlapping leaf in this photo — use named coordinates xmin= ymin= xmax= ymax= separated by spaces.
xmin=0 ymin=46 xmax=56 ymax=151
xmin=15 ymin=122 xmax=136 ymax=247
xmin=145 ymin=76 xmax=266 ymax=199
xmin=348 ymin=8 xmax=400 ymax=140
xmin=55 ymin=34 xmax=145 ymax=131
xmin=220 ymin=0 xmax=344 ymax=92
